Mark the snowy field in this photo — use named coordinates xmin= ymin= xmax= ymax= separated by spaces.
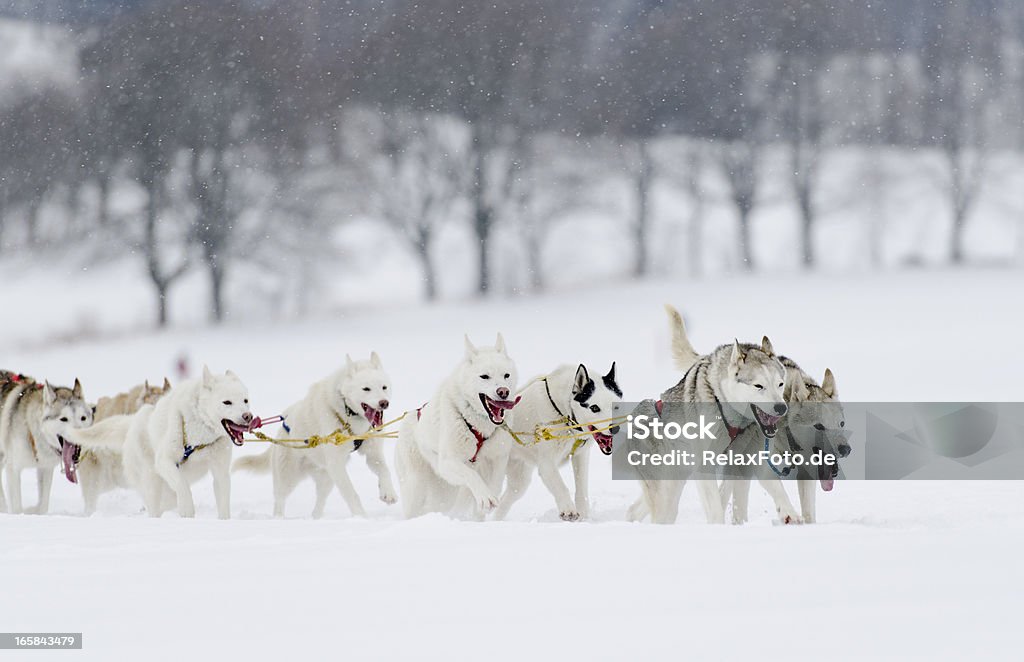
xmin=2 ymin=267 xmax=1024 ymax=660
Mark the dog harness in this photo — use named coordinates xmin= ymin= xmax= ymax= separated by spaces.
xmin=334 ymin=408 xmax=362 ymax=451
xmin=176 ymin=418 xmax=220 ymax=467
xmin=543 ymin=378 xmax=588 ymax=457
xmin=414 ymin=401 xmax=489 ymax=463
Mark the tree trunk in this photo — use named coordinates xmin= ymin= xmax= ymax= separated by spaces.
xmin=950 ymin=206 xmax=967 ymax=264
xmin=208 ymin=254 xmax=225 ymax=323
xmin=26 ymin=201 xmax=40 ymax=245
xmin=97 ymin=173 xmax=111 ymax=228
xmin=685 ymin=147 xmax=704 ymax=279
xmin=737 ymin=203 xmax=754 ymax=271
xmin=156 ymin=281 xmax=169 ymax=327
xmin=470 ymin=123 xmax=492 ymax=295
xmin=416 ymin=228 xmax=437 ymax=301
xmin=632 ymin=139 xmax=652 ymax=278
xmin=144 ymin=179 xmax=170 ymax=329
xmin=798 ymin=190 xmax=814 ymax=268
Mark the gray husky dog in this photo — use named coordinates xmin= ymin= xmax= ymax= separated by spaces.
xmin=0 ymin=372 xmax=93 ymax=514
xmin=627 ymin=305 xmax=794 ymax=524
xmin=723 ymin=360 xmax=849 ymax=524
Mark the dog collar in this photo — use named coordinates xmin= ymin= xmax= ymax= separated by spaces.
xmin=176 ymin=417 xmax=219 ymax=467
xmin=544 ymin=378 xmax=581 ymax=431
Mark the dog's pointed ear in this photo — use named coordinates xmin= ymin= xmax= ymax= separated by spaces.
xmin=345 ymin=354 xmax=356 ymax=372
xmin=163 ymin=377 xmax=172 ymax=391
xmin=822 ymin=368 xmax=838 ymax=399
xmin=785 ymin=375 xmax=809 ymax=402
xmin=225 ymin=370 xmax=239 ymax=381
xmin=730 ymin=339 xmax=745 ymax=366
xmin=495 ymin=333 xmax=506 ymax=354
xmin=202 ymin=365 xmax=213 ymax=387
xmin=572 ymin=364 xmax=591 ymax=396
xmin=43 ymin=381 xmax=57 ymax=406
xmin=73 ymin=378 xmax=83 ymax=399
xmin=144 ymin=379 xmax=150 ymax=391
xmin=761 ymin=336 xmax=775 ymax=357
xmin=370 ymin=351 xmax=382 ymax=369
xmin=464 ymin=334 xmax=478 ymax=359
xmin=605 ymin=362 xmax=616 ymax=384
xmin=603 ymin=361 xmax=623 ymax=397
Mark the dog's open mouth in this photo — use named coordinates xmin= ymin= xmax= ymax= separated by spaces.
xmin=221 ymin=419 xmax=249 ymax=446
xmin=750 ymin=405 xmax=782 ymax=437
xmin=815 ymin=445 xmax=839 ymax=492
xmin=589 ymin=427 xmax=614 ymax=455
xmin=58 ymin=435 xmax=81 ymax=484
xmin=361 ymin=403 xmax=384 ymax=428
xmin=480 ymin=394 xmax=520 ymax=425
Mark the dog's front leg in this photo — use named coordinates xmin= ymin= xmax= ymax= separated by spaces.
xmin=756 ymin=474 xmax=800 ymax=524
xmin=798 ymin=479 xmax=816 ymax=523
xmin=723 ymin=479 xmax=751 ymax=524
xmin=324 ymin=452 xmax=366 ymax=517
xmin=34 ymin=466 xmax=54 ymax=514
xmin=494 ymin=458 xmax=531 ymax=521
xmin=154 ymin=456 xmax=195 ymax=518
xmin=695 ymin=477 xmax=725 ymax=524
xmin=0 ymin=458 xmax=7 ymax=513
xmin=571 ymin=445 xmax=590 ymax=519
xmin=361 ymin=439 xmax=398 ymax=505
xmin=537 ymin=460 xmax=577 ymax=521
xmin=211 ymin=457 xmax=231 ymax=520
xmin=6 ymin=463 xmax=22 ymax=514
xmin=437 ymin=456 xmax=495 ymax=512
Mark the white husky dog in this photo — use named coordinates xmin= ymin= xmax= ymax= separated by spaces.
xmin=233 ymin=353 xmax=396 ymax=518
xmin=0 ymin=376 xmax=93 ymax=514
xmin=70 ymin=380 xmax=171 ymax=515
xmin=494 ymin=363 xmax=622 ymax=521
xmin=65 ymin=367 xmax=252 ymax=519
xmin=627 ymin=305 xmax=795 ymax=524
xmin=396 ymin=334 xmax=519 ymax=519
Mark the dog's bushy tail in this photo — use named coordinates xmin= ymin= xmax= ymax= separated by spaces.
xmin=233 ymin=450 xmax=272 ymax=474
xmin=665 ymin=304 xmax=699 ymax=372
xmin=64 ymin=415 xmax=133 ymax=450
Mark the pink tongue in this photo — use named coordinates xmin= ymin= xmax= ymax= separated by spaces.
xmin=62 ymin=442 xmax=79 ymax=484
xmin=820 ymin=477 xmax=835 ymax=492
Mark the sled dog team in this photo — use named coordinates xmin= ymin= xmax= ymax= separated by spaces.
xmin=0 ymin=305 xmax=848 ymax=524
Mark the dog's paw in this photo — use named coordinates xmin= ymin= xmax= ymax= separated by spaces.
xmin=475 ymin=492 xmax=498 ymax=512
xmin=559 ymin=510 xmax=581 ymax=522
xmin=777 ymin=509 xmax=803 ymax=525
xmin=380 ymin=492 xmax=398 ymax=505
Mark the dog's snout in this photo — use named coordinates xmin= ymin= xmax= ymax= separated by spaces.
xmin=496 ymin=387 xmax=510 ymax=400
xmin=773 ymin=403 xmax=787 ymax=415
xmin=379 ymin=399 xmax=390 ymax=410
xmin=838 ymin=443 xmax=852 ymax=458
xmin=609 ymin=425 xmax=621 ymax=435
xmin=241 ymin=412 xmax=253 ymax=424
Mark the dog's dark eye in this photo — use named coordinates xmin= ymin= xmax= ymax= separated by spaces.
xmin=223 ymin=400 xmax=232 ymax=406
xmin=814 ymin=423 xmax=826 ymax=431
xmin=590 ymin=404 xmax=601 ymax=413
xmin=778 ymin=382 xmax=784 ymax=388
xmin=480 ymin=374 xmax=490 ymax=380
xmin=60 ymin=416 xmax=68 ymax=422
xmin=244 ymin=399 xmax=249 ymax=404
xmin=81 ymin=416 xmax=87 ymax=422
xmin=504 ymin=373 xmax=510 ymax=379
xmin=753 ymin=384 xmax=764 ymax=390
xmin=382 ymin=385 xmax=388 ymax=391
xmin=840 ymin=421 xmax=845 ymax=428
xmin=362 ymin=387 xmax=371 ymax=392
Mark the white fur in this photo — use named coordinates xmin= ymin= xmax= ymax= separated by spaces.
xmin=65 ymin=367 xmax=252 ymax=519
xmin=494 ymin=363 xmax=621 ymax=521
xmin=233 ymin=353 xmax=397 ymax=518
xmin=396 ymin=334 xmax=517 ymax=519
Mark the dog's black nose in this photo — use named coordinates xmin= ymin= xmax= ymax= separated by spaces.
xmin=241 ymin=412 xmax=253 ymax=424
xmin=838 ymin=443 xmax=851 ymax=458
xmin=609 ymin=425 xmax=620 ymax=435
xmin=773 ymin=403 xmax=787 ymax=415
xmin=496 ymin=387 xmax=510 ymax=400
xmin=379 ymin=399 xmax=390 ymax=410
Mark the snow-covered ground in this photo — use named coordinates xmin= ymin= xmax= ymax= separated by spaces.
xmin=2 ymin=268 xmax=1023 ymax=660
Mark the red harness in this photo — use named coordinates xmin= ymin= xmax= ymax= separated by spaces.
xmin=416 ymin=402 xmax=488 ymax=463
